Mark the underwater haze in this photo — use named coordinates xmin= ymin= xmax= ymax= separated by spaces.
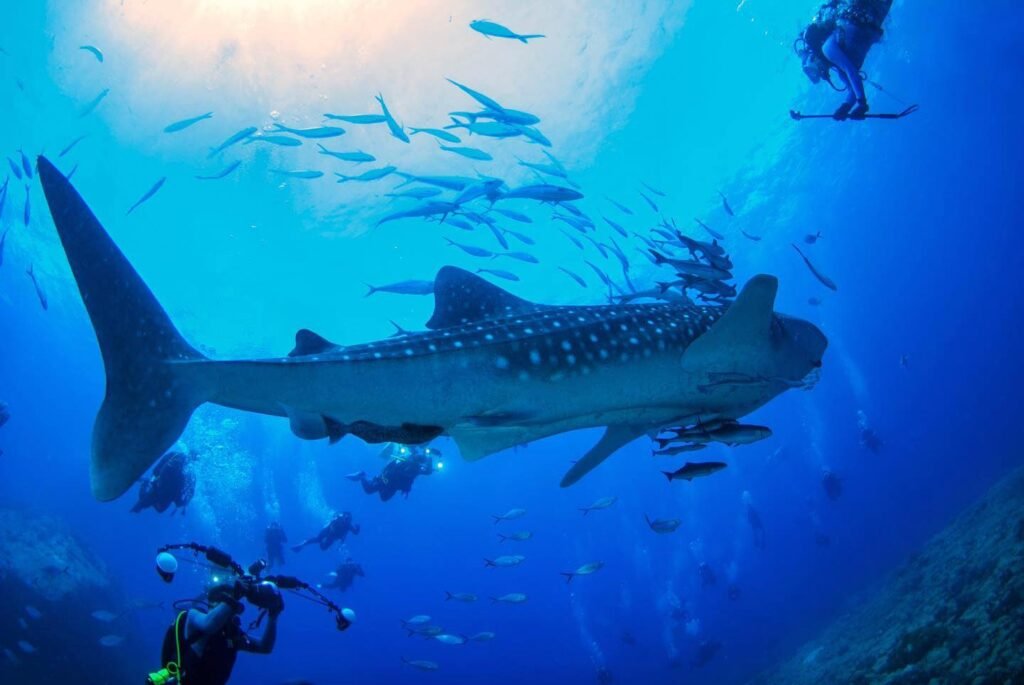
xmin=1 ymin=1 xmax=1023 ymax=684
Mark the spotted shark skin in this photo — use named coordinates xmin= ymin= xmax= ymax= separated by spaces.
xmin=37 ymin=156 xmax=828 ymax=501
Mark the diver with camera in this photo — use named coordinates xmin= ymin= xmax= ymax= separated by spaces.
xmin=147 ymin=543 xmax=355 ymax=685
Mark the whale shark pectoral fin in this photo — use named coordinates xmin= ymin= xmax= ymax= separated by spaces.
xmin=560 ymin=425 xmax=647 ymax=488
xmin=682 ymin=274 xmax=778 ymax=374
xmin=281 ymin=405 xmax=329 ymax=440
xmin=450 ymin=425 xmax=538 ymax=461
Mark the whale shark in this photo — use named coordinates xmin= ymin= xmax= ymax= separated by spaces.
xmin=36 ymin=157 xmax=827 ymax=501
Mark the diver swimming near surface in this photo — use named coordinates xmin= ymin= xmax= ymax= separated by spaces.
xmin=346 ymin=443 xmax=438 ymax=501
xmin=147 ymin=543 xmax=354 ymax=685
xmin=793 ymin=0 xmax=908 ymax=120
xmin=264 ymin=522 xmax=288 ymax=567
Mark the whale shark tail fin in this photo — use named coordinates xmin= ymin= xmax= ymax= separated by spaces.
xmin=38 ymin=157 xmax=209 ymax=501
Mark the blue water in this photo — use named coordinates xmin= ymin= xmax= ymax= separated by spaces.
xmin=1 ymin=1 xmax=1022 ymax=683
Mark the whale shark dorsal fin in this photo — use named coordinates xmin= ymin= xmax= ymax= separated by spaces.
xmin=702 ymin=275 xmax=778 ymax=343
xmin=289 ymin=329 xmax=337 ymax=357
xmin=427 ymin=266 xmax=542 ymax=330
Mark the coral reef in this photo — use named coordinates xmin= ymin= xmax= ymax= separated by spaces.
xmin=748 ymin=468 xmax=1024 ymax=684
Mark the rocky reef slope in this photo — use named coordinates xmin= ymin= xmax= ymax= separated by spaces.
xmin=749 ymin=468 xmax=1024 ymax=685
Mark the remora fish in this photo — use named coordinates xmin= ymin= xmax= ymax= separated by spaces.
xmin=663 ymin=461 xmax=727 ymax=482
xmin=792 ymin=244 xmax=838 ymax=291
xmin=561 ymin=562 xmax=604 ymax=582
xmin=35 ymin=155 xmax=827 ymax=500
xmin=579 ymin=496 xmax=617 ymax=515
xmin=484 ymin=555 xmax=524 ymax=568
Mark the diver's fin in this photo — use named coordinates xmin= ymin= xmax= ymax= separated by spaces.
xmin=789 ymin=105 xmax=918 ymax=121
xmin=559 ymin=426 xmax=646 ymax=488
xmin=38 ymin=156 xmax=209 ymax=501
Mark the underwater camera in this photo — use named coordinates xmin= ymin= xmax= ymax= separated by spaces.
xmin=154 ymin=542 xmax=356 ymax=631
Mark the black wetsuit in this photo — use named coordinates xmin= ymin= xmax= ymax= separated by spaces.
xmin=324 ymin=561 xmax=365 ymax=592
xmin=161 ymin=603 xmax=277 ymax=685
xmin=264 ymin=524 xmax=288 ymax=567
xmin=292 ymin=513 xmax=360 ymax=552
xmin=358 ymin=453 xmax=433 ymax=502
xmin=131 ymin=451 xmax=195 ymax=514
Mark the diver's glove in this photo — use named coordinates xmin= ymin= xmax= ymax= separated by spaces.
xmin=832 ymin=100 xmax=854 ymax=120
xmin=849 ymin=97 xmax=869 ymax=119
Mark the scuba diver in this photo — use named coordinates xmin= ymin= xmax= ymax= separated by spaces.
xmin=795 ymin=0 xmax=894 ymax=119
xmin=346 ymin=443 xmax=438 ymax=502
xmin=742 ymin=491 xmax=766 ymax=550
xmin=858 ymin=410 xmax=884 ymax=453
xmin=291 ymin=512 xmax=360 ymax=553
xmin=147 ymin=543 xmax=354 ymax=685
xmin=132 ymin=450 xmax=195 ymax=515
xmin=822 ymin=469 xmax=844 ymax=501
xmin=0 ymin=400 xmax=9 ymax=429
xmin=323 ymin=557 xmax=365 ymax=593
xmin=264 ymin=523 xmax=288 ymax=568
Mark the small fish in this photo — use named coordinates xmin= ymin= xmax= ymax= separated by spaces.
xmin=24 ymin=605 xmax=42 ymax=620
xmin=244 ymin=134 xmax=302 ymax=147
xmin=804 ymin=231 xmax=822 ymax=244
xmin=718 ymin=191 xmax=735 ymax=216
xmin=364 ymin=280 xmax=434 ymax=297
xmin=484 ymin=555 xmax=525 ymax=568
xmin=19 ymin=150 xmax=32 ymax=178
xmin=642 ymin=181 xmax=666 ymax=197
xmin=17 ymin=640 xmax=35 ymax=654
xmin=663 ymin=461 xmax=728 ymax=482
xmin=497 ymin=530 xmax=532 ymax=543
xmin=377 ymin=201 xmax=460 ymax=226
xmin=469 ymin=19 xmax=545 ymax=43
xmin=741 ymin=230 xmax=761 ymax=241
xmin=411 ymin=625 xmax=444 ymax=637
xmin=323 ymin=113 xmax=386 ymax=124
xmin=490 ymin=593 xmax=528 ymax=604
xmin=401 ymin=658 xmax=439 ymax=671
xmin=792 ymin=244 xmax=837 ymax=291
xmin=8 ymin=157 xmax=23 ymax=179
xmin=644 ymin=514 xmax=681 ymax=534
xmin=26 ymin=264 xmax=48 ymax=310
xmin=163 ymin=112 xmax=213 ymax=133
xmin=209 ymin=126 xmax=258 ymax=157
xmin=603 ymin=216 xmax=629 ymax=238
xmin=558 ymin=267 xmax=587 ymax=289
xmin=0 ymin=229 xmax=9 ymax=268
xmin=272 ymin=169 xmax=324 ymax=180
xmin=434 ymin=634 xmax=467 ymax=646
xmin=271 ymin=123 xmax=344 ymax=139
xmin=445 ymin=218 xmax=475 ymax=231
xmin=493 ymin=250 xmax=538 ymax=264
xmin=79 ymin=88 xmax=110 ymax=117
xmin=79 ymin=45 xmax=104 ymax=62
xmin=3 ymin=648 xmax=18 ymax=664
xmin=317 ymin=144 xmax=375 ymax=163
xmin=476 ymin=268 xmax=519 ymax=282
xmin=375 ymin=94 xmax=410 ymax=143
xmin=502 ymin=229 xmax=535 ymax=247
xmin=492 ymin=508 xmax=527 ymax=523
xmin=495 ymin=208 xmax=532 ymax=224
xmin=695 ymin=218 xmax=724 ymax=240
xmin=560 ymin=229 xmax=585 ymax=250
xmin=807 ymin=297 xmax=822 ymax=306
xmin=561 ymin=562 xmax=605 ymax=583
xmin=638 ymin=190 xmax=659 ymax=212
xmin=410 ymin=127 xmax=461 ymax=143
xmin=653 ymin=443 xmax=707 ymax=457
xmin=446 ymin=120 xmax=521 ymax=138
xmin=606 ymin=196 xmax=634 ymax=215
xmin=385 ymin=187 xmax=441 ymax=200
xmin=516 ymin=125 xmax=552 ymax=147
xmin=59 ymin=134 xmax=88 ymax=157
xmin=91 ymin=610 xmax=118 ymax=622
xmin=445 ymin=592 xmax=478 ymax=603
xmin=445 ymin=78 xmax=505 ymax=112
xmin=469 ymin=631 xmax=496 ymax=642
xmin=23 ymin=186 xmax=31 ymax=225
xmin=579 ymin=496 xmax=617 ymax=515
xmin=335 ymin=166 xmax=397 ymax=183
xmin=402 ymin=615 xmax=432 ymax=627
xmin=485 ymin=223 xmax=509 ymax=250
xmin=98 ymin=635 xmax=125 ymax=647
xmin=126 ymin=177 xmax=166 ymax=215
xmin=440 ymin=144 xmax=492 ymax=161
xmin=394 ymin=173 xmax=477 ymax=191
xmin=195 ymin=161 xmax=240 ymax=180
xmin=446 ymin=238 xmax=493 ymax=259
